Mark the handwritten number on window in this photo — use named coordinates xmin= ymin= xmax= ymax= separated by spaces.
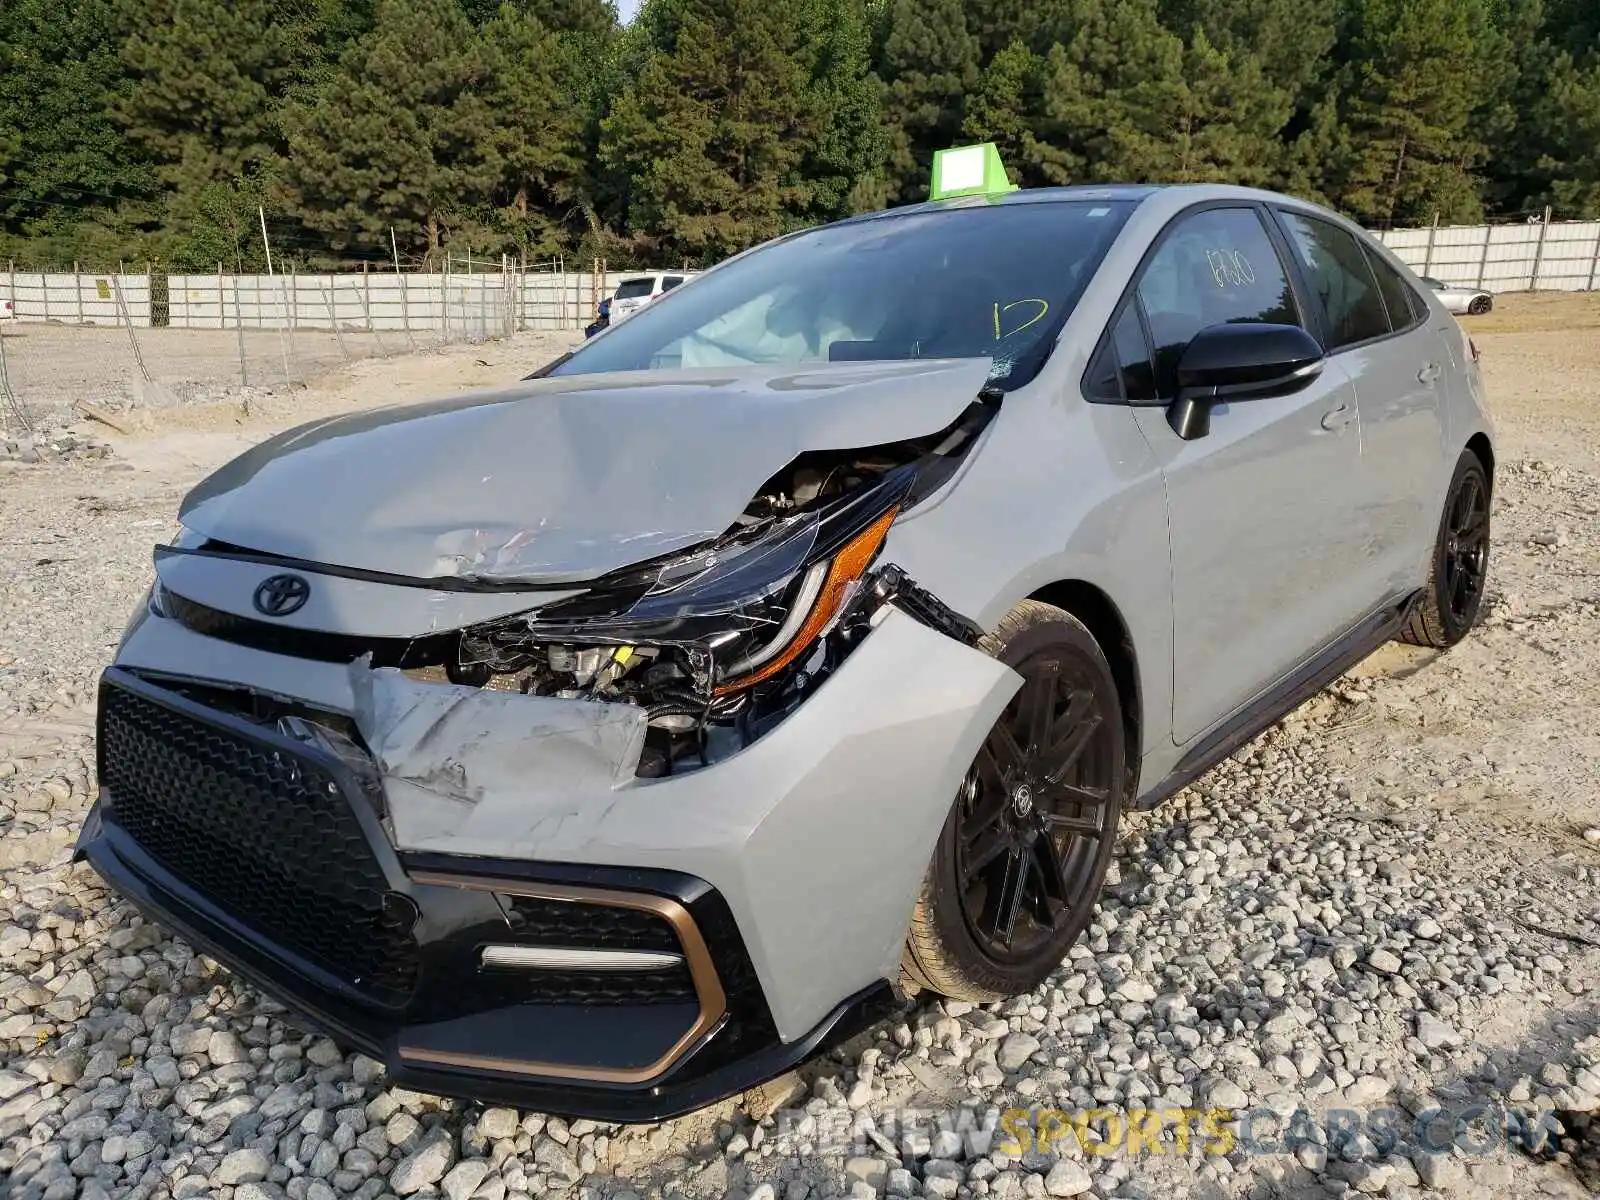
xmin=1205 ymin=249 xmax=1256 ymax=290
xmin=992 ymin=298 xmax=1049 ymax=340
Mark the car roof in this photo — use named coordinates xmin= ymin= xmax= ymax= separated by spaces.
xmin=830 ymin=183 xmax=1347 ymax=228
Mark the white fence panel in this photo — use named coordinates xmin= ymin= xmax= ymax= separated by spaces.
xmin=1376 ymin=220 xmax=1600 ymax=291
xmin=168 ymin=274 xmax=227 ymax=329
xmin=1535 ymin=221 xmax=1600 ymax=290
xmin=4 ymin=271 xmax=151 ymax=325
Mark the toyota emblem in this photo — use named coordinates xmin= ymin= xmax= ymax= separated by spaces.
xmin=253 ymin=574 xmax=310 ymax=617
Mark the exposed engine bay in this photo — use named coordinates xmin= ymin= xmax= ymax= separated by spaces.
xmin=400 ymin=395 xmax=997 ymax=778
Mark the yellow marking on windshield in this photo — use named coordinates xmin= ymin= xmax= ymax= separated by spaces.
xmin=999 ymin=299 xmax=1049 ymax=339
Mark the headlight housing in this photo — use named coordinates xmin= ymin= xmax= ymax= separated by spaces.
xmin=467 ymin=465 xmax=916 ymax=697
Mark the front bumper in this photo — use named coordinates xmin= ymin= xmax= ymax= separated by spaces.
xmin=79 ymin=668 xmax=898 ymax=1121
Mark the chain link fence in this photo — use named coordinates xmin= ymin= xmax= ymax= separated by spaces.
xmin=0 ymin=258 xmax=621 ymax=439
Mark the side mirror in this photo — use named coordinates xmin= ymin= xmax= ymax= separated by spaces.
xmin=1167 ymin=323 xmax=1326 ymax=440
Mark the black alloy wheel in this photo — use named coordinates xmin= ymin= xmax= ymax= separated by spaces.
xmin=1401 ymin=450 xmax=1492 ymax=649
xmin=903 ymin=601 xmax=1126 ymax=1001
xmin=956 ymin=649 xmax=1118 ymax=962
xmin=1442 ymin=464 xmax=1490 ymax=626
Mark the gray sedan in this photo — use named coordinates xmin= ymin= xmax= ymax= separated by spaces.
xmin=84 ymin=183 xmax=1494 ymax=1120
xmin=1423 ymin=274 xmax=1495 ymax=315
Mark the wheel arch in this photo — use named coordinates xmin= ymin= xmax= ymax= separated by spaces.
xmin=1466 ymin=431 xmax=1494 ymax=486
xmin=1025 ymin=580 xmax=1142 ymax=787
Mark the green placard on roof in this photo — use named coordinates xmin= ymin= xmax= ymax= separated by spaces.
xmin=929 ymin=143 xmax=1019 ymax=202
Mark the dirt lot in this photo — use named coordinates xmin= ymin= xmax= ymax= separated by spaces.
xmin=0 ymin=298 xmax=1597 ymax=1200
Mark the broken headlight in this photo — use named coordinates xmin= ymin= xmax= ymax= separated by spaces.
xmin=487 ymin=464 xmax=916 ymax=698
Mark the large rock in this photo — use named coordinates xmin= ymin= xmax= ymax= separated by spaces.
xmin=215 ymin=1148 xmax=270 ymax=1185
xmin=1043 ymin=1160 xmax=1093 ymax=1197
xmin=997 ymin=1034 xmax=1041 ymax=1071
xmin=390 ymin=1133 xmax=455 ymax=1195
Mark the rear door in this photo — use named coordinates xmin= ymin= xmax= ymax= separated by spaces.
xmin=1114 ymin=205 xmax=1372 ymax=744
xmin=1272 ymin=208 xmax=1447 ymax=596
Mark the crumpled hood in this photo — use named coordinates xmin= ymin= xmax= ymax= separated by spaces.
xmin=179 ymin=358 xmax=994 ymax=584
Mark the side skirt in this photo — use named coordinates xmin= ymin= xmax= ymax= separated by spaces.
xmin=1132 ymin=591 xmax=1419 ymax=811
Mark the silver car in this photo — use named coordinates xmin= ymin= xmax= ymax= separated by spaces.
xmin=1422 ymin=275 xmax=1494 ymax=316
xmin=82 ymin=185 xmax=1493 ymax=1121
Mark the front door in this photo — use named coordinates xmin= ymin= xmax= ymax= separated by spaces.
xmin=1125 ymin=205 xmax=1373 ymax=745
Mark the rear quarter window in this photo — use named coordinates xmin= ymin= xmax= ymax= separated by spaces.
xmin=1363 ymin=246 xmax=1426 ymax=333
xmin=615 ymin=279 xmax=656 ymax=299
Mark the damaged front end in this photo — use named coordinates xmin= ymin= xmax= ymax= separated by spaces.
xmin=395 ymin=396 xmax=995 ymax=779
xmin=83 ymin=377 xmax=1018 ymax=1120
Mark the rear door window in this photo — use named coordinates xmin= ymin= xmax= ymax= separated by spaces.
xmin=1278 ymin=212 xmax=1391 ymax=348
xmin=1135 ymin=207 xmax=1301 ymax=398
xmin=662 ymin=276 xmax=686 ymax=291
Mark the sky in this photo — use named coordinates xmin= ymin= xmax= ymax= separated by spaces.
xmin=616 ymin=0 xmax=642 ymax=22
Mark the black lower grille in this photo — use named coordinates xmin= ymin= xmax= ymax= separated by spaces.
xmin=98 ymin=682 xmax=419 ymax=1003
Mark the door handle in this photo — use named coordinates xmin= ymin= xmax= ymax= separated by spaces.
xmin=1320 ymin=403 xmax=1356 ymax=432
xmin=1418 ymin=362 xmax=1442 ymax=383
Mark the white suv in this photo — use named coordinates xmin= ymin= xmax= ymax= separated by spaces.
xmin=610 ymin=271 xmax=690 ymax=321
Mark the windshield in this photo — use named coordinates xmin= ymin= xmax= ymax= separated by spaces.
xmin=552 ymin=201 xmax=1135 ymax=391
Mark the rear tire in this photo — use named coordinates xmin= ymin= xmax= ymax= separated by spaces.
xmin=1467 ymin=295 xmax=1493 ymax=316
xmin=1401 ymin=450 xmax=1491 ymax=649
xmin=901 ymin=601 xmax=1125 ymax=1002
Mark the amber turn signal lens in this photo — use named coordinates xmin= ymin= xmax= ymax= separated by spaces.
xmin=713 ymin=505 xmax=899 ymax=694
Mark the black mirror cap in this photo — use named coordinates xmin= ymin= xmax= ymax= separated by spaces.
xmin=1175 ymin=322 xmax=1325 ymax=395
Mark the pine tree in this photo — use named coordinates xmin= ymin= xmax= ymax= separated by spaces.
xmin=960 ymin=42 xmax=1043 ymax=183
xmin=798 ymin=0 xmax=891 ymax=220
xmin=479 ymin=3 xmax=589 ymax=255
xmin=1160 ymin=0 xmax=1334 ymax=99
xmin=0 ymin=0 xmax=154 ymax=245
xmin=599 ymin=0 xmax=821 ymax=260
xmin=877 ymin=0 xmax=980 ymax=202
xmin=515 ymin=0 xmax=618 ymax=36
xmin=1326 ymin=0 xmax=1503 ymax=225
xmin=1515 ymin=52 xmax=1600 ymax=216
xmin=1030 ymin=0 xmax=1185 ymax=185
xmin=118 ymin=0 xmax=305 ymax=196
xmin=283 ymin=0 xmax=502 ymax=259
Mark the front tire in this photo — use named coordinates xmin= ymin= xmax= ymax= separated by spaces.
xmin=901 ymin=601 xmax=1125 ymax=1002
xmin=1401 ymin=450 xmax=1491 ymax=649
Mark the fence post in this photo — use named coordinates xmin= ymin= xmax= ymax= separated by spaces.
xmin=218 ymin=263 xmax=226 ymax=332
xmin=40 ymin=263 xmax=50 ymax=323
xmin=0 ymin=323 xmax=29 ymax=434
xmin=231 ymin=276 xmax=250 ymax=393
xmin=318 ymin=280 xmax=350 ymax=361
xmin=1588 ymin=232 xmax=1600 ymax=293
xmin=7 ymin=261 xmax=14 ymax=321
xmin=353 ymin=278 xmax=390 ymax=358
xmin=110 ymin=270 xmax=151 ymax=384
xmin=1476 ymin=227 xmax=1493 ymax=291
xmin=258 ymin=206 xmax=294 ymax=387
xmin=1422 ymin=215 xmax=1438 ymax=278
xmin=442 ymin=252 xmax=452 ymax=344
xmin=75 ymin=262 xmax=85 ymax=324
xmin=1529 ymin=206 xmax=1552 ymax=291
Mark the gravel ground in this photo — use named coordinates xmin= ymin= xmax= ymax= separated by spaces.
xmin=2 ymin=300 xmax=1599 ymax=1200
